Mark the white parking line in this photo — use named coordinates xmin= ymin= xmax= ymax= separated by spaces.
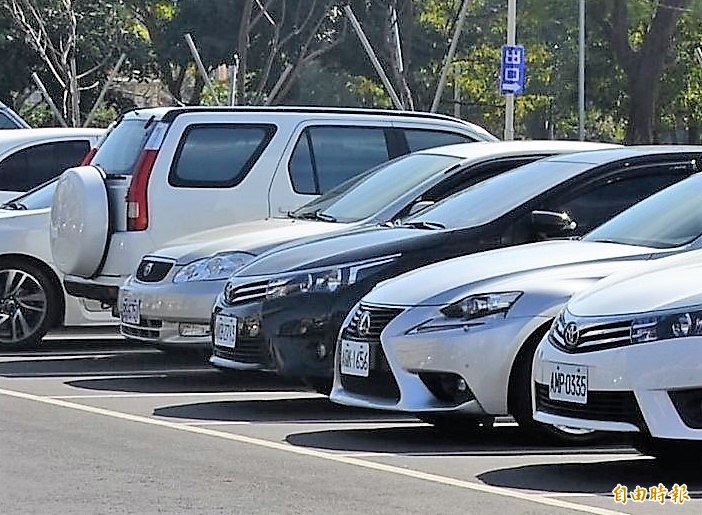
xmin=0 ymin=386 xmax=627 ymax=515
xmin=0 ymin=368 xmax=213 ymax=378
xmin=51 ymin=391 xmax=319 ymax=399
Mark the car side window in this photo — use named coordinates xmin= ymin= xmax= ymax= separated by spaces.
xmin=403 ymin=129 xmax=474 ymax=152
xmin=289 ymin=126 xmax=390 ymax=195
xmin=170 ymin=124 xmax=276 ymax=188
xmin=0 ymin=140 xmax=90 ymax=191
xmin=0 ymin=113 xmax=18 ymax=129
xmin=543 ymin=164 xmax=695 ymax=234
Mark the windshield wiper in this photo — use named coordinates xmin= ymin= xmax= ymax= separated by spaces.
xmin=0 ymin=201 xmax=27 ymax=210
xmin=399 ymin=220 xmax=445 ymax=230
xmin=289 ymin=209 xmax=337 ymax=222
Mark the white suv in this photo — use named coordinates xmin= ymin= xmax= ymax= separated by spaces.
xmin=50 ymin=106 xmax=495 ymax=309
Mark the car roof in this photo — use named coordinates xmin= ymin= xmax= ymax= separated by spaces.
xmin=0 ymin=128 xmax=105 ymax=145
xmin=119 ymin=106 xmax=496 ymax=137
xmin=417 ymin=140 xmax=621 ymax=160
xmin=543 ymin=145 xmax=702 ymax=165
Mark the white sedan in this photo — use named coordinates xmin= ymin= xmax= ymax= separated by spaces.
xmin=533 ymin=249 xmax=702 ymax=461
xmin=0 ymin=181 xmax=113 ymax=348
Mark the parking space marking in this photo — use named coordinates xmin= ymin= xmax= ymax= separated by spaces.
xmin=50 ymin=391 xmax=319 ymax=399
xmin=0 ymin=368 xmax=213 ymax=378
xmin=0 ymin=386 xmax=627 ymax=515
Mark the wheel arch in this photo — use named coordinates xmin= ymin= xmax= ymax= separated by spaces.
xmin=0 ymin=253 xmax=66 ymax=328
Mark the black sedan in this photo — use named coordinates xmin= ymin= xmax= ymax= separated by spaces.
xmin=210 ymin=146 xmax=701 ymax=392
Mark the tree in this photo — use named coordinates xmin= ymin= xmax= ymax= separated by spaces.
xmin=602 ymin=0 xmax=692 ymax=143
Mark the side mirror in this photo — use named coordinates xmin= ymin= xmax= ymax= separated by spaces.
xmin=408 ymin=200 xmax=435 ymax=216
xmin=530 ymin=210 xmax=577 ymax=237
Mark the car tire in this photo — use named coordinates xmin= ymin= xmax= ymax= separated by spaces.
xmin=416 ymin=413 xmax=494 ymax=434
xmin=510 ymin=325 xmax=602 ymax=445
xmin=303 ymin=377 xmax=333 ymax=396
xmin=0 ymin=259 xmax=61 ymax=349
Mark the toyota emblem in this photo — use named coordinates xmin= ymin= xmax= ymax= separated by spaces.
xmin=564 ymin=322 xmax=579 ymax=348
xmin=142 ymin=263 xmax=154 ymax=277
xmin=357 ymin=311 xmax=372 ymax=337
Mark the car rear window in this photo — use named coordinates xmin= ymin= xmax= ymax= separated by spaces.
xmin=91 ymin=118 xmax=156 ymax=175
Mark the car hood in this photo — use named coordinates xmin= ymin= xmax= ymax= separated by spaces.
xmin=569 ymin=250 xmax=702 ymax=317
xmin=150 ymin=217 xmax=348 ymax=265
xmin=0 ymin=207 xmax=50 ymax=222
xmin=235 ymin=225 xmax=428 ymax=277
xmin=363 ymin=240 xmax=656 ymax=307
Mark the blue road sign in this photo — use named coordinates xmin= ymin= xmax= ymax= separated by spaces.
xmin=500 ymin=45 xmax=526 ymax=95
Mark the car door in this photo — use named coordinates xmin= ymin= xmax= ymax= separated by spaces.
xmin=507 ymin=157 xmax=699 ymax=244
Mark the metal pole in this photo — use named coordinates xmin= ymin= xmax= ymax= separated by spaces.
xmin=431 ymin=0 xmax=471 ymax=113
xmin=31 ymin=72 xmax=68 ymax=127
xmin=504 ymin=0 xmax=516 ymax=141
xmin=578 ymin=0 xmax=585 ymax=140
xmin=84 ymin=53 xmax=126 ymax=127
xmin=454 ymin=67 xmax=461 ymax=118
xmin=230 ymin=54 xmax=240 ymax=106
xmin=343 ymin=5 xmax=404 ymax=110
xmin=184 ymin=33 xmax=222 ymax=106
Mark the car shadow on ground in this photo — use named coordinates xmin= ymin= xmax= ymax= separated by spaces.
xmin=284 ymin=425 xmax=636 ymax=457
xmin=478 ymin=459 xmax=702 ymax=495
xmin=153 ymin=397 xmax=416 ymax=424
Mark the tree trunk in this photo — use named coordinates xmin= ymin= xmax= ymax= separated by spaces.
xmin=625 ymin=69 xmax=659 ymax=143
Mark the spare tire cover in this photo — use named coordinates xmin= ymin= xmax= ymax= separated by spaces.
xmin=50 ymin=166 xmax=109 ymax=278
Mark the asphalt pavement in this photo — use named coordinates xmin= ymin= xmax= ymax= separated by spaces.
xmin=1 ymin=335 xmax=700 ymax=515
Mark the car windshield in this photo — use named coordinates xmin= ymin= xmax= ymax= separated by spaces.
xmin=407 ymin=159 xmax=591 ymax=229
xmin=584 ymin=173 xmax=702 ymax=249
xmin=91 ymin=118 xmax=156 ymax=175
xmin=291 ymin=153 xmax=462 ymax=223
xmin=0 ymin=178 xmax=58 ymax=210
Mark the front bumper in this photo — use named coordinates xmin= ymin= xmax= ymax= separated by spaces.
xmin=118 ymin=276 xmax=224 ymax=346
xmin=331 ymin=304 xmax=551 ymax=416
xmin=533 ymin=336 xmax=702 ymax=441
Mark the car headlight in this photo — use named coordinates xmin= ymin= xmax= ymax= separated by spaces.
xmin=264 ymin=255 xmax=399 ymax=300
xmin=631 ymin=307 xmax=702 ymax=344
xmin=173 ymin=252 xmax=255 ymax=283
xmin=408 ymin=291 xmax=522 ymax=334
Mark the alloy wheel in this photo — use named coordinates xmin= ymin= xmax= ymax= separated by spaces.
xmin=0 ymin=268 xmax=48 ymax=345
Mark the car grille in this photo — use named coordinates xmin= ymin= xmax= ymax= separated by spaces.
xmin=136 ymin=259 xmax=174 ymax=282
xmin=549 ymin=313 xmax=632 ymax=353
xmin=340 ymin=341 xmax=400 ymax=401
xmin=342 ymin=304 xmax=404 ymax=342
xmin=213 ymin=337 xmax=273 ymax=366
xmin=121 ymin=318 xmax=163 ymax=339
xmin=224 ymin=280 xmax=268 ymax=306
xmin=535 ymin=383 xmax=643 ymax=427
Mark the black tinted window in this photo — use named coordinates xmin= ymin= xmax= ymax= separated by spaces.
xmin=307 ymin=127 xmax=389 ymax=193
xmin=170 ymin=124 xmax=276 ymax=188
xmin=0 ymin=140 xmax=90 ymax=191
xmin=289 ymin=133 xmax=317 ymax=194
xmin=543 ymin=166 xmax=693 ymax=234
xmin=0 ymin=113 xmax=19 ymax=129
xmin=404 ymin=129 xmax=473 ymax=152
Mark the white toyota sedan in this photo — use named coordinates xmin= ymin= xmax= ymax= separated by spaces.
xmin=533 ymin=249 xmax=702 ymax=461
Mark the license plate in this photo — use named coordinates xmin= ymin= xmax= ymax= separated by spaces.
xmin=214 ymin=315 xmax=237 ymax=348
xmin=547 ymin=362 xmax=588 ymax=404
xmin=340 ymin=340 xmax=369 ymax=377
xmin=121 ymin=298 xmax=140 ymax=325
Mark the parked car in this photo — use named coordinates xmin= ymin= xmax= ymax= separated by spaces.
xmin=0 ymin=101 xmax=30 ymax=130
xmin=330 ymin=166 xmax=702 ymax=441
xmin=0 ymin=180 xmax=113 ymax=348
xmin=210 ymin=146 xmax=695 ymax=392
xmin=118 ymin=141 xmax=614 ymax=349
xmin=533 ymin=248 xmax=702 ymax=462
xmin=50 ymin=106 xmax=496 ymax=310
xmin=0 ymin=128 xmax=103 ymax=203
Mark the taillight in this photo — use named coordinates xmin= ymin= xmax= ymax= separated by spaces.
xmin=127 ymin=149 xmax=158 ymax=231
xmin=80 ymin=147 xmax=97 ymax=165
xmin=126 ymin=122 xmax=168 ymax=231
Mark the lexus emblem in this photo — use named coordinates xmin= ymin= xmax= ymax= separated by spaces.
xmin=564 ymin=322 xmax=579 ymax=348
xmin=357 ymin=311 xmax=372 ymax=337
xmin=142 ymin=263 xmax=154 ymax=277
